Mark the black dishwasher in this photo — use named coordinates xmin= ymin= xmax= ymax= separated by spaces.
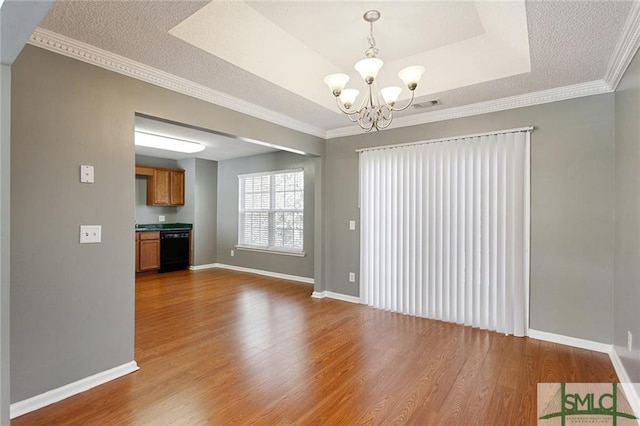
xmin=159 ymin=231 xmax=190 ymax=273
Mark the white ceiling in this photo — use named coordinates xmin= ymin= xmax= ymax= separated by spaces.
xmin=36 ymin=0 xmax=637 ymax=139
xmin=169 ymin=1 xmax=530 ymax=111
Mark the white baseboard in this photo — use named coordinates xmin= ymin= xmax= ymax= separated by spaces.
xmin=311 ymin=291 xmax=360 ymax=304
xmin=191 ymin=262 xmax=314 ymax=284
xmin=189 ymin=263 xmax=217 ymax=271
xmin=10 ymin=360 xmax=139 ymax=419
xmin=610 ymin=347 xmax=640 ymax=423
xmin=528 ymin=329 xmax=612 ymax=353
xmin=513 ymin=329 xmax=640 ymax=421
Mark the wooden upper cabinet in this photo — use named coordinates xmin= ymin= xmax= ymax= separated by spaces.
xmin=169 ymin=170 xmax=185 ymax=206
xmin=150 ymin=169 xmax=170 ymax=205
xmin=137 ymin=165 xmax=185 ymax=206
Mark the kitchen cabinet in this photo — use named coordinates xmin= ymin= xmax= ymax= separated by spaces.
xmin=169 ymin=170 xmax=184 ymax=205
xmin=136 ymin=231 xmax=160 ymax=272
xmin=136 ymin=165 xmax=185 ymax=206
xmin=149 ymin=169 xmax=170 ymax=205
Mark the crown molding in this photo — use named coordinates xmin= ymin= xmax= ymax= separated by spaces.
xmin=28 ymin=24 xmax=633 ymax=142
xmin=325 ymin=80 xmax=613 ymax=139
xmin=28 ymin=28 xmax=327 ymax=139
xmin=604 ymin=0 xmax=640 ymax=90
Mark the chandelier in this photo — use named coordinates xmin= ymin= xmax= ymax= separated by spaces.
xmin=323 ymin=10 xmax=425 ymax=132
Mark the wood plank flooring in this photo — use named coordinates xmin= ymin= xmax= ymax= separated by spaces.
xmin=13 ymin=269 xmax=618 ymax=425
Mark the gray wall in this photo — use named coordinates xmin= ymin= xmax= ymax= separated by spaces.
xmin=10 ymin=45 xmax=323 ymax=403
xmin=217 ymin=151 xmax=315 ymax=278
xmin=0 ymin=64 xmax=11 ymax=425
xmin=177 ymin=158 xmax=196 ymax=226
xmin=614 ymin=49 xmax=640 ymax=380
xmin=134 ymin=154 xmax=179 ymax=224
xmin=11 ymin=47 xmax=136 ymax=402
xmin=193 ymin=159 xmax=217 ymax=265
xmin=178 ymin=158 xmax=218 ymax=266
xmin=3 ymin=3 xmax=53 ymax=421
xmin=325 ymin=94 xmax=615 ymax=344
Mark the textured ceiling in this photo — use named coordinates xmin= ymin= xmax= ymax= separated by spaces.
xmin=39 ymin=1 xmax=634 ymax=133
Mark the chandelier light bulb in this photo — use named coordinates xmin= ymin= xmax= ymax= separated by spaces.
xmin=339 ymin=89 xmax=360 ymax=109
xmin=355 ymin=58 xmax=384 ymax=84
xmin=380 ymin=87 xmax=402 ymax=106
xmin=324 ymin=73 xmax=350 ymax=96
xmin=398 ymin=66 xmax=426 ymax=91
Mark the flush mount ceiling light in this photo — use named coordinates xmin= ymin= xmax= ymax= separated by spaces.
xmin=324 ymin=10 xmax=425 ymax=132
xmin=134 ymin=131 xmax=206 ymax=153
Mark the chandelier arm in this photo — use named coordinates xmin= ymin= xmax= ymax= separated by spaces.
xmin=389 ymin=90 xmax=417 ymax=112
xmin=374 ymin=106 xmax=389 ymax=131
xmin=377 ymin=109 xmax=394 ymax=130
xmin=346 ymin=113 xmax=360 ymax=122
xmin=335 ymin=96 xmax=360 ymax=117
xmin=380 ymin=105 xmax=392 ymax=121
xmin=368 ymin=84 xmax=376 ymax=108
xmin=358 ymin=107 xmax=375 ymax=132
xmin=334 ymin=97 xmax=351 ymax=114
xmin=357 ymin=88 xmax=371 ymax=112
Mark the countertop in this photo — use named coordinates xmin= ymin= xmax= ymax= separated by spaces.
xmin=135 ymin=223 xmax=193 ymax=232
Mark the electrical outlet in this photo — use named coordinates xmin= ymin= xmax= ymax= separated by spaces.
xmin=158 ymin=215 xmax=166 ymax=222
xmin=230 ymin=250 xmax=235 ymax=257
xmin=349 ymin=272 xmax=356 ymax=282
xmin=628 ymin=331 xmax=633 ymax=352
xmin=349 ymin=220 xmax=356 ymax=230
xmin=80 ymin=225 xmax=101 ymax=243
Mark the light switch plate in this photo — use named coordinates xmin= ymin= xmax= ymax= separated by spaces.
xmin=80 ymin=225 xmax=101 ymax=243
xmin=158 ymin=215 xmax=166 ymax=222
xmin=349 ymin=220 xmax=356 ymax=230
xmin=80 ymin=165 xmax=94 ymax=183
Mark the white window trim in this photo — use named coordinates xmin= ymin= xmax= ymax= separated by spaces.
xmin=237 ymin=168 xmax=303 ymax=179
xmin=234 ymin=245 xmax=306 ymax=257
xmin=238 ymin=168 xmax=305 ymax=254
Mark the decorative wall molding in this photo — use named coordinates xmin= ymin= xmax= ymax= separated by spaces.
xmin=311 ymin=291 xmax=360 ymax=304
xmin=604 ymin=0 xmax=640 ymax=90
xmin=528 ymin=329 xmax=612 ymax=354
xmin=326 ymin=80 xmax=613 ymax=139
xmin=10 ymin=361 xmax=139 ymax=419
xmin=609 ymin=347 xmax=640 ymax=420
xmin=28 ymin=28 xmax=326 ymax=139
xmin=191 ymin=262 xmax=314 ymax=284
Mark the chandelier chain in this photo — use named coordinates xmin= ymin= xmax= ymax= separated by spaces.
xmin=365 ymin=22 xmax=379 ymax=58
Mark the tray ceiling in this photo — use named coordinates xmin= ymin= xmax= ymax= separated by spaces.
xmin=37 ymin=0 xmax=636 ymax=136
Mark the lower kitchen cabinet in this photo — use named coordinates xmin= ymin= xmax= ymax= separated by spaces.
xmin=136 ymin=231 xmax=160 ymax=272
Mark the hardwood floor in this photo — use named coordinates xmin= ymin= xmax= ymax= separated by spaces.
xmin=14 ymin=269 xmax=618 ymax=425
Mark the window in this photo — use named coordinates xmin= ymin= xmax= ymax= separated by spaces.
xmin=238 ymin=169 xmax=304 ymax=255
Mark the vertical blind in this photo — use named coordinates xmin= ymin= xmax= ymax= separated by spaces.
xmin=359 ymin=129 xmax=530 ymax=336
